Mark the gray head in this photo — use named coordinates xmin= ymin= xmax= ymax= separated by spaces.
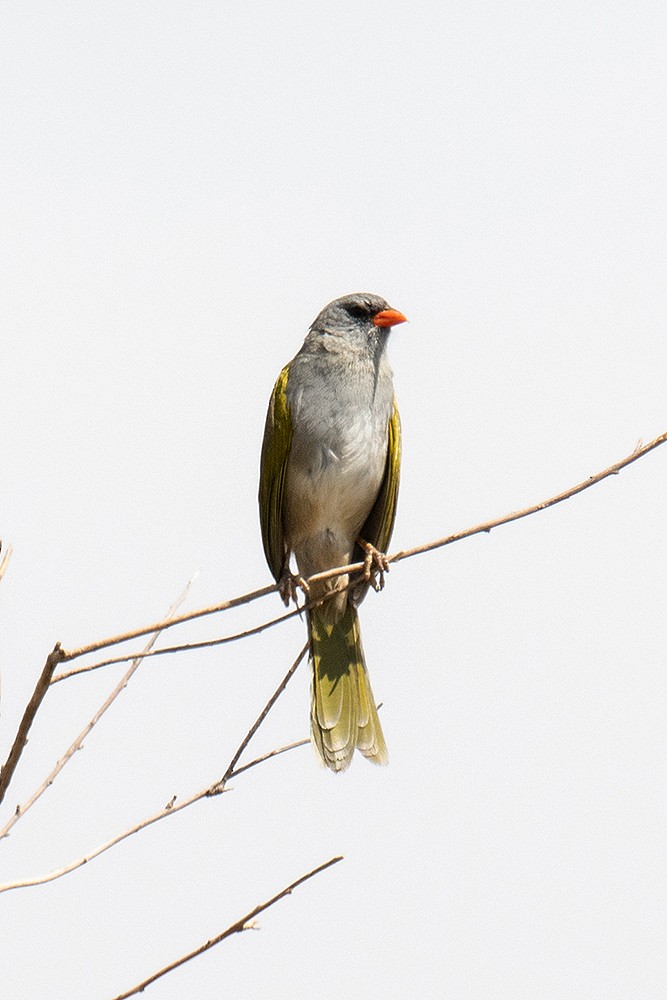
xmin=309 ymin=293 xmax=407 ymax=348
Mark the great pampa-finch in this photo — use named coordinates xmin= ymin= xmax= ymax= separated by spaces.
xmin=259 ymin=293 xmax=407 ymax=771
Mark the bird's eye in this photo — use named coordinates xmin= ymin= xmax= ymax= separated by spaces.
xmin=346 ymin=303 xmax=369 ymax=320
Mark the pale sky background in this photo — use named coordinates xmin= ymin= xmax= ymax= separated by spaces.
xmin=2 ymin=2 xmax=666 ymax=998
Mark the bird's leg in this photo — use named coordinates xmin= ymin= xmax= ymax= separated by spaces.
xmin=277 ymin=566 xmax=298 ymax=606
xmin=357 ymin=538 xmax=390 ymax=592
xmin=278 ymin=564 xmax=310 ymax=607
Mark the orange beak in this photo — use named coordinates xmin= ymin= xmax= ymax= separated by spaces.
xmin=372 ymin=308 xmax=408 ymax=329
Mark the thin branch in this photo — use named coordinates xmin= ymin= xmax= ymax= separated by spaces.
xmin=230 ymin=737 xmax=311 ymax=779
xmin=0 ymin=542 xmax=12 ymax=584
xmin=216 ymin=642 xmax=309 ymax=786
xmin=110 ymin=855 xmax=343 ymax=1000
xmin=309 ymin=430 xmax=667 ymax=586
xmin=2 ymin=432 xmax=664 ymax=876
xmin=46 ymin=431 xmax=667 ymax=684
xmin=0 ymin=644 xmax=308 ymax=893
xmin=59 ymin=584 xmax=277 ymax=662
xmin=0 ymin=644 xmax=65 ymax=808
xmin=51 ymin=604 xmax=306 ymax=683
xmin=0 ymin=578 xmax=196 ymax=839
xmin=0 ymin=783 xmax=217 ymax=892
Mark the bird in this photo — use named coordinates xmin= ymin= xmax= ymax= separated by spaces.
xmin=258 ymin=292 xmax=406 ymax=771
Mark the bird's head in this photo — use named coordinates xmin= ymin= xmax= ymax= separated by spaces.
xmin=309 ymin=293 xmax=407 ymax=348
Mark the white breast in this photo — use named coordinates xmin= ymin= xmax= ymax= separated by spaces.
xmin=284 ymin=405 xmax=388 ymax=579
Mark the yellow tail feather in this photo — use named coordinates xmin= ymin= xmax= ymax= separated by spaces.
xmin=309 ymin=604 xmax=388 ymax=772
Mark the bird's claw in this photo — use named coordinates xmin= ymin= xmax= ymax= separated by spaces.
xmin=278 ymin=569 xmax=309 ymax=606
xmin=358 ymin=538 xmax=390 ymax=592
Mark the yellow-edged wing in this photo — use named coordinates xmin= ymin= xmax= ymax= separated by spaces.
xmin=356 ymin=400 xmax=401 ymax=558
xmin=258 ymin=365 xmax=292 ymax=582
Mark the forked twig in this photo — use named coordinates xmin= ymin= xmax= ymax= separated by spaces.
xmin=0 ymin=644 xmax=65 ymax=808
xmin=47 ymin=431 xmax=667 ymax=682
xmin=216 ymin=642 xmax=309 ymax=787
xmin=0 ymin=578 xmax=197 ymax=837
xmin=0 ymin=431 xmax=664 ymax=995
xmin=0 ymin=644 xmax=309 ymax=893
xmin=1 ymin=432 xmax=665 ymax=871
xmin=62 ymin=583 xmax=277 ymax=661
xmin=51 ymin=603 xmax=305 ymax=683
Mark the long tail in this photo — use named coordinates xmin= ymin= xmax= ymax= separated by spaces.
xmin=309 ymin=603 xmax=388 ymax=772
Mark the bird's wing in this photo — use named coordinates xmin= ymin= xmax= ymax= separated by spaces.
xmin=258 ymin=364 xmax=292 ymax=582
xmin=357 ymin=400 xmax=401 ymax=556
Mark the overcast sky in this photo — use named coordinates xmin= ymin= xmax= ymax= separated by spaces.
xmin=2 ymin=3 xmax=666 ymax=998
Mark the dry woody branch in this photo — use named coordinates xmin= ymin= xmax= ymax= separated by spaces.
xmin=0 ymin=431 xmax=664 ymax=995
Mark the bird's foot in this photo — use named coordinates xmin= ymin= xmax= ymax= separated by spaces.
xmin=278 ymin=568 xmax=309 ymax=607
xmin=357 ymin=538 xmax=390 ymax=592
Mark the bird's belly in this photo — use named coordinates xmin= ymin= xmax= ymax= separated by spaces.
xmin=284 ymin=435 xmax=385 ymax=579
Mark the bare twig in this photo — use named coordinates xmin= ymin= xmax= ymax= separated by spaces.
xmin=230 ymin=737 xmax=311 ymax=779
xmin=110 ymin=855 xmax=343 ymax=1000
xmin=216 ymin=642 xmax=308 ymax=787
xmin=0 ymin=644 xmax=65 ymax=808
xmin=0 ymin=542 xmax=12 ymax=584
xmin=309 ymin=431 xmax=667 ymax=586
xmin=0 ymin=644 xmax=308 ymax=893
xmin=60 ymin=584 xmax=277 ymax=662
xmin=49 ymin=431 xmax=667 ymax=684
xmin=0 ymin=578 xmax=196 ymax=838
xmin=2 ymin=433 xmax=664 ymax=881
xmin=0 ymin=782 xmax=216 ymax=892
xmin=51 ymin=604 xmax=306 ymax=683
